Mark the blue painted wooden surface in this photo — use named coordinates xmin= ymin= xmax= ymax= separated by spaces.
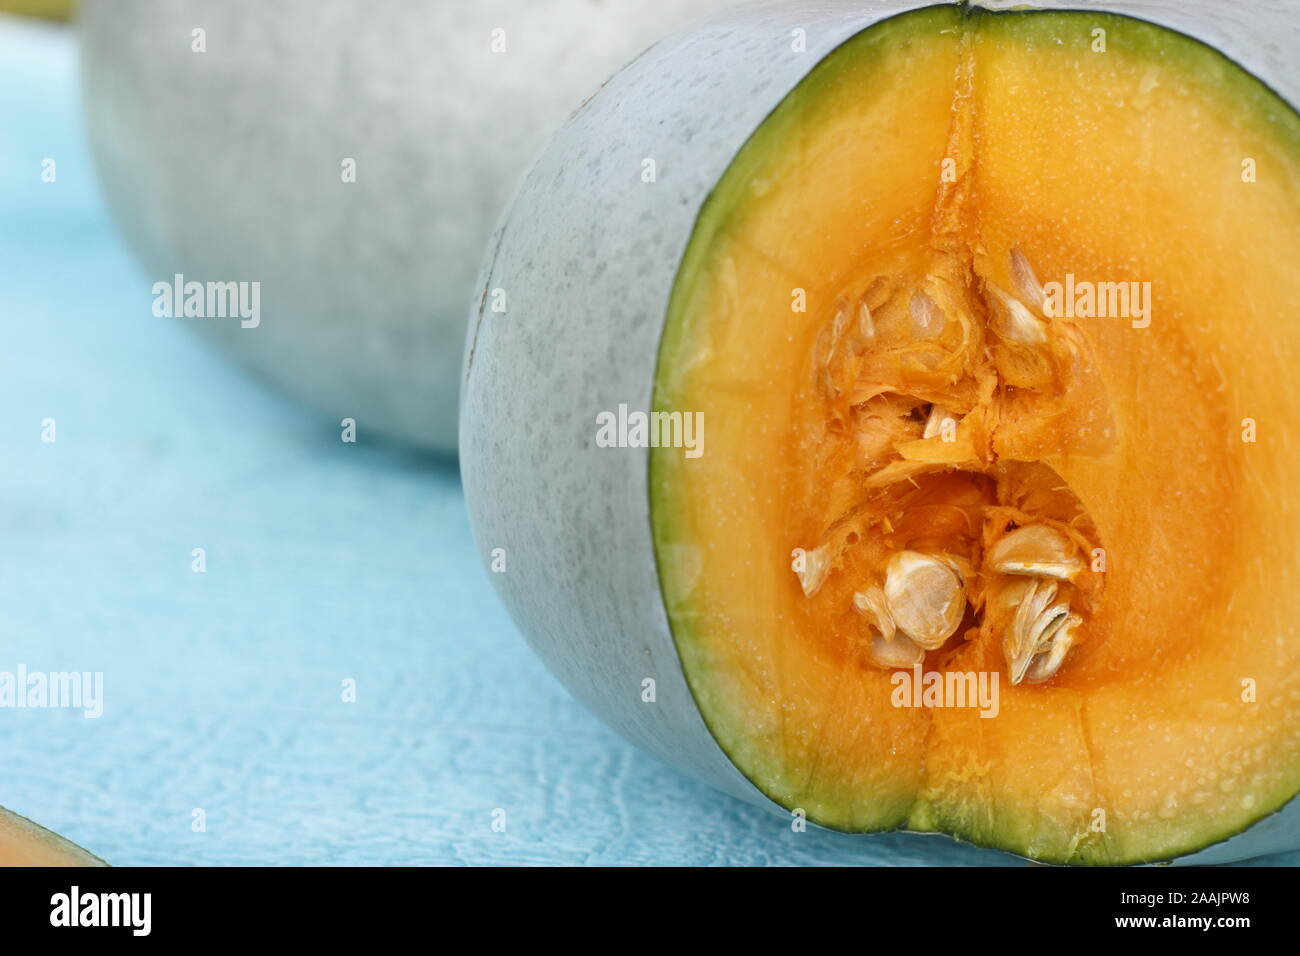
xmin=0 ymin=16 xmax=1292 ymax=866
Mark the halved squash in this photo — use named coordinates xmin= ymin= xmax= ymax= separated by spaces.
xmin=462 ymin=1 xmax=1300 ymax=864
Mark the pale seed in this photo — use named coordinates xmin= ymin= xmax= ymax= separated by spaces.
xmin=1002 ymin=577 xmax=1056 ymax=683
xmin=855 ymin=586 xmax=924 ymax=669
xmin=988 ymin=524 xmax=1083 ymax=581
xmin=1003 ymin=577 xmax=1081 ymax=684
xmin=908 ymin=291 xmax=946 ymax=340
xmin=853 ymin=586 xmax=896 ymax=643
xmin=987 ymin=283 xmax=1046 ymax=345
xmin=868 ymin=630 xmax=925 ymax=669
xmin=858 ymin=299 xmax=875 ymax=341
xmin=883 ymin=550 xmax=966 ymax=650
xmin=1023 ymin=612 xmax=1081 ymax=684
xmin=796 ymin=544 xmax=830 ymax=597
xmin=827 ymin=298 xmax=849 ymax=363
xmin=922 ymin=404 xmax=956 ymax=440
xmin=1009 ymin=248 xmax=1046 ymax=312
xmin=816 ymin=300 xmax=851 ymax=395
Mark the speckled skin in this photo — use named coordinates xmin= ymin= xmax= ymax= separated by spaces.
xmin=78 ymin=0 xmax=737 ymax=452
xmin=462 ymin=0 xmax=1300 ymax=863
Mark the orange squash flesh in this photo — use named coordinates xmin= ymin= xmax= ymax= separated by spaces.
xmin=651 ymin=7 xmax=1300 ymax=863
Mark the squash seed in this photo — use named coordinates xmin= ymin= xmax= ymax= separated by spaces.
xmin=853 ymin=586 xmax=896 ymax=642
xmin=1002 ymin=578 xmax=1081 ymax=684
xmin=858 ymin=298 xmax=876 ymax=341
xmin=827 ymin=298 xmax=850 ymax=362
xmin=883 ymin=550 xmax=967 ymax=650
xmin=986 ymin=283 xmax=1046 ymax=345
xmin=988 ymin=524 xmax=1083 ymax=581
xmin=908 ymin=291 xmax=946 ymax=340
xmin=855 ymin=586 xmax=925 ymax=669
xmin=796 ymin=544 xmax=831 ymax=597
xmin=1009 ymin=248 xmax=1046 ymax=312
xmin=868 ymin=630 xmax=925 ymax=669
xmin=1023 ymin=613 xmax=1081 ymax=684
xmin=922 ymin=404 xmax=956 ymax=440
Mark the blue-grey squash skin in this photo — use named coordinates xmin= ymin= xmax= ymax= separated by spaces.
xmin=78 ymin=0 xmax=739 ymax=452
xmin=461 ymin=0 xmax=1300 ymax=864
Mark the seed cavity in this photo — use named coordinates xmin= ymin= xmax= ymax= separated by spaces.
xmin=794 ymin=249 xmax=1106 ymax=684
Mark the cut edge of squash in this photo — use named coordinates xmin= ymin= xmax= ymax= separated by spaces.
xmin=651 ymin=6 xmax=1300 ymax=864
